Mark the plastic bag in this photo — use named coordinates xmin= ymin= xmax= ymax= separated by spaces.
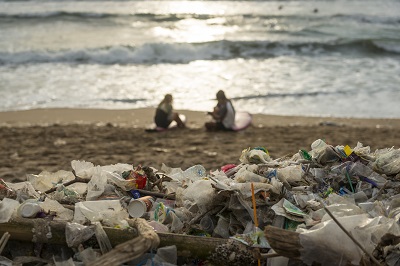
xmin=86 ymin=167 xmax=107 ymax=201
xmin=40 ymin=198 xmax=74 ymax=221
xmin=239 ymin=147 xmax=271 ymax=164
xmin=277 ymin=165 xmax=303 ymax=183
xmin=181 ymin=179 xmax=218 ymax=214
xmin=27 ymin=170 xmax=75 ymax=192
xmin=0 ymin=198 xmax=19 ymax=223
xmin=65 ymin=222 xmax=95 ymax=248
xmin=372 ymin=149 xmax=400 ymax=175
xmin=73 ymin=200 xmax=128 ymax=227
xmin=234 ymin=166 xmax=267 ymax=183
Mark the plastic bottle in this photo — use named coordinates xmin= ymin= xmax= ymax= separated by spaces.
xmin=183 ymin=165 xmax=206 ymax=179
xmin=18 ymin=201 xmax=42 ymax=218
xmin=299 ymin=149 xmax=312 ymax=161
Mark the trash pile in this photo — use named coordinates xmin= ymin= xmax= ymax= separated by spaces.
xmin=1 ymin=139 xmax=400 ymax=265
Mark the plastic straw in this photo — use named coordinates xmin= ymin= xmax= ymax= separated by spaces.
xmin=251 ymin=183 xmax=259 ymax=227
xmin=345 ymin=164 xmax=355 ymax=193
xmin=251 ymin=183 xmax=261 ymax=266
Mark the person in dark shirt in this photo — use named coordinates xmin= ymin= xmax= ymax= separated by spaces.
xmin=154 ymin=94 xmax=185 ymax=129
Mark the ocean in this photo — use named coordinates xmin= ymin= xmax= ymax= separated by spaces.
xmin=0 ymin=0 xmax=399 ymax=118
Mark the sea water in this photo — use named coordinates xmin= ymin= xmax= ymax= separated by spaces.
xmin=0 ymin=0 xmax=399 ymax=118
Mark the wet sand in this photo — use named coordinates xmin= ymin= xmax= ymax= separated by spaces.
xmin=1 ymin=108 xmax=399 ymax=182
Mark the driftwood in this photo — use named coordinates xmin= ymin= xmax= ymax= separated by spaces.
xmin=0 ymin=217 xmax=228 ymax=259
xmin=264 ymin=225 xmax=302 ymax=259
xmin=88 ymin=218 xmax=160 ymax=266
xmin=137 ymin=189 xmax=175 ymax=200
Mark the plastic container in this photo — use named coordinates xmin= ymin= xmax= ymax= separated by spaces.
xmin=18 ymin=201 xmax=42 ymax=218
xmin=130 ymin=190 xmax=141 ymax=199
xmin=154 ymin=202 xmax=176 ymax=224
xmin=200 ymin=215 xmax=215 ymax=234
xmin=128 ymin=196 xmax=155 ymax=218
xmin=311 ymin=139 xmax=327 ymax=150
xmin=213 ymin=216 xmax=230 ymax=238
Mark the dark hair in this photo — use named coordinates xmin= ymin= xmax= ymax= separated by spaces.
xmin=216 ymin=90 xmax=226 ymax=100
xmin=162 ymin=94 xmax=172 ymax=102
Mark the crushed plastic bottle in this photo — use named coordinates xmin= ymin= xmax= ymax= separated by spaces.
xmin=183 ymin=165 xmax=207 ymax=179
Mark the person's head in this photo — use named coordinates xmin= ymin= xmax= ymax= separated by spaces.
xmin=163 ymin=94 xmax=173 ymax=103
xmin=216 ymin=90 xmax=227 ymax=101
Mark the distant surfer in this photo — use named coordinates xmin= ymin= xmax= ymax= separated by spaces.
xmin=205 ymin=90 xmax=236 ymax=131
xmin=154 ymin=94 xmax=185 ymax=129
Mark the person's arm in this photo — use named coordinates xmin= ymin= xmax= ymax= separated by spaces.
xmin=217 ymin=103 xmax=228 ymax=122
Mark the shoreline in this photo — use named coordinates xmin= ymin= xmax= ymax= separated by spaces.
xmin=1 ymin=108 xmax=399 ymax=183
xmin=1 ymin=107 xmax=400 ymax=129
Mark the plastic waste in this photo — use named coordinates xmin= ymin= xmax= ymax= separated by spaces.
xmin=94 ymin=222 xmax=112 ymax=254
xmin=372 ymin=148 xmax=400 ymax=175
xmin=86 ymin=168 xmax=107 ymax=201
xmin=148 ymin=220 xmax=169 ymax=233
xmin=200 ymin=215 xmax=215 ymax=234
xmin=239 ymin=147 xmax=271 ymax=164
xmin=77 ymin=247 xmax=97 ymax=265
xmin=234 ymin=167 xmax=266 ymax=183
xmin=181 ymin=179 xmax=218 ymax=214
xmin=40 ymin=198 xmax=74 ymax=221
xmin=310 ymin=139 xmax=341 ymax=164
xmin=183 ymin=165 xmax=207 ymax=180
xmin=27 ymin=170 xmax=75 ymax=192
xmin=0 ymin=198 xmax=19 ymax=223
xmin=213 ymin=215 xmax=230 ymax=238
xmin=74 ymin=200 xmax=129 ymax=228
xmin=18 ymin=201 xmax=42 ymax=218
xmin=128 ymin=196 xmax=155 ymax=218
xmin=169 ymin=211 xmax=184 ymax=233
xmin=311 ymin=139 xmax=327 ymax=150
xmin=154 ymin=202 xmax=172 ymax=223
xmin=278 ymin=165 xmax=303 ymax=184
xmin=0 ymin=179 xmax=16 ymax=199
xmin=65 ymin=222 xmax=95 ymax=248
xmin=121 ymin=165 xmax=148 ymax=189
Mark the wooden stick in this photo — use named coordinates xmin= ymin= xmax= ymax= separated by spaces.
xmin=0 ymin=232 xmax=10 ymax=254
xmin=367 ymin=181 xmax=389 ymax=202
xmin=0 ymin=217 xmax=227 ymax=259
xmin=324 ymin=207 xmax=382 ymax=266
xmin=188 ymin=205 xmax=224 ymax=227
xmin=136 ymin=189 xmax=175 ymax=200
xmin=259 ymin=252 xmax=281 ymax=259
xmin=44 ymin=170 xmax=89 ymax=194
xmin=88 ymin=218 xmax=160 ymax=266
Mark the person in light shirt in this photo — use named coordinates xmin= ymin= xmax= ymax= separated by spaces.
xmin=205 ymin=90 xmax=235 ymax=131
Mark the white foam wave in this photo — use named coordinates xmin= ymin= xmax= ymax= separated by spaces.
xmin=373 ymin=41 xmax=400 ymax=54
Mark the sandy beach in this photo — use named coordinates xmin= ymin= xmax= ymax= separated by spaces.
xmin=1 ymin=108 xmax=399 ymax=183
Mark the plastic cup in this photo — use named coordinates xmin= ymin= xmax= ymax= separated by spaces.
xmin=128 ymin=196 xmax=154 ymax=218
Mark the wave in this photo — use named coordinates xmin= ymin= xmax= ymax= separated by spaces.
xmin=1 ymin=39 xmax=399 ymax=65
xmin=232 ymin=89 xmax=350 ymax=101
xmin=103 ymin=98 xmax=147 ymax=104
xmin=1 ymin=11 xmax=399 ymax=26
